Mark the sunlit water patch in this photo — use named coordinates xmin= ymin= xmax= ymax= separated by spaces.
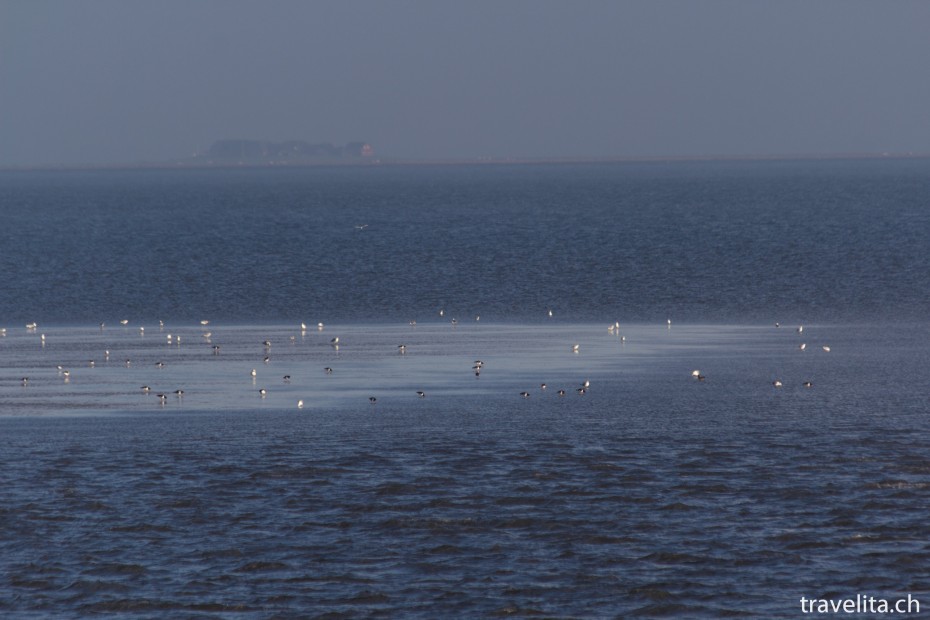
xmin=0 ymin=320 xmax=861 ymax=416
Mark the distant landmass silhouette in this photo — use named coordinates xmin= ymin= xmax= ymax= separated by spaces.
xmin=192 ymin=139 xmax=373 ymax=165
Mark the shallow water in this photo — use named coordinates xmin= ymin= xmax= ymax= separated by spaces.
xmin=2 ymin=320 xmax=930 ymax=617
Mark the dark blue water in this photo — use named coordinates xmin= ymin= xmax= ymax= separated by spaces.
xmin=2 ymin=160 xmax=930 ymax=617
xmin=2 ymin=159 xmax=930 ymax=325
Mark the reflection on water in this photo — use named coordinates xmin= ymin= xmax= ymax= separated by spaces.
xmin=0 ymin=320 xmax=852 ymax=415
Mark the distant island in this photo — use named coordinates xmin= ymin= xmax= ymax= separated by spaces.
xmin=189 ymin=139 xmax=374 ymax=166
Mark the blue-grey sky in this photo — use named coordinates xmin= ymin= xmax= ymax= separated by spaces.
xmin=1 ymin=0 xmax=929 ymax=165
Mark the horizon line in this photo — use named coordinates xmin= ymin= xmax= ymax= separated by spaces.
xmin=1 ymin=150 xmax=928 ymax=171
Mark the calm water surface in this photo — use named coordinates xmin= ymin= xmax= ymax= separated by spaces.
xmin=2 ymin=158 xmax=930 ymax=324
xmin=2 ymin=161 xmax=930 ymax=617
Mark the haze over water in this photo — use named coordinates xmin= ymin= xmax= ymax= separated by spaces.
xmin=2 ymin=160 xmax=929 ymax=617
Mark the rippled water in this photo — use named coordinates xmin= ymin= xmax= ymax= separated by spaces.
xmin=2 ymin=161 xmax=930 ymax=617
xmin=3 ymin=320 xmax=930 ymax=617
xmin=3 ymin=158 xmax=930 ymax=325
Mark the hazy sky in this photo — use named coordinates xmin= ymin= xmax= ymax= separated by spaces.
xmin=1 ymin=1 xmax=929 ymax=165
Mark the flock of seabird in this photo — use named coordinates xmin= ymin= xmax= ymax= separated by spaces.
xmin=5 ymin=313 xmax=829 ymax=411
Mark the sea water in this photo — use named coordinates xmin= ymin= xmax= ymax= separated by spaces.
xmin=2 ymin=160 xmax=930 ymax=617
